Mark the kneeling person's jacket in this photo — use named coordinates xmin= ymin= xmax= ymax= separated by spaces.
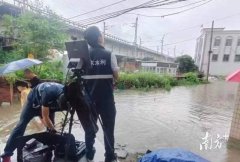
xmin=28 ymin=82 xmax=64 ymax=110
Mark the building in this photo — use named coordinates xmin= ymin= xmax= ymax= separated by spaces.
xmin=141 ymin=61 xmax=178 ymax=76
xmin=195 ymin=28 xmax=240 ymax=76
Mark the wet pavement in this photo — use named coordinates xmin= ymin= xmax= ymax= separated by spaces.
xmin=1 ymin=81 xmax=240 ymax=162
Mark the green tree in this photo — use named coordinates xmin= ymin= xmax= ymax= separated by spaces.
xmin=0 ymin=49 xmax=24 ymax=64
xmin=1 ymin=10 xmax=67 ymax=62
xmin=175 ymin=55 xmax=197 ymax=73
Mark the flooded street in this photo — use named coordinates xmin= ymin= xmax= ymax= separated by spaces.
xmin=114 ymin=81 xmax=240 ymax=162
xmin=1 ymin=81 xmax=240 ymax=162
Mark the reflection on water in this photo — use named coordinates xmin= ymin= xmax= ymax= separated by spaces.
xmin=114 ymin=81 xmax=239 ymax=162
xmin=0 ymin=81 xmax=240 ymax=162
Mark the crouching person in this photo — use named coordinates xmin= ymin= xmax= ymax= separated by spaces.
xmin=1 ymin=82 xmax=67 ymax=162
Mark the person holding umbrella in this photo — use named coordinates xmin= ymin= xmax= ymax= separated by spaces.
xmin=0 ymin=59 xmax=42 ymax=89
xmin=23 ymin=69 xmax=42 ymax=88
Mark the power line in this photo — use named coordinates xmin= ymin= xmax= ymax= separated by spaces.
xmin=163 ymin=37 xmax=197 ymax=46
xmin=68 ymin=0 xmax=128 ymax=19
xmin=139 ymin=9 xmax=240 ymax=43
xmin=77 ymin=0 xmax=174 ymax=24
xmin=143 ymin=37 xmax=197 ymax=46
xmin=127 ymin=0 xmax=213 ymax=18
xmin=150 ymin=0 xmax=209 ymax=9
xmin=165 ymin=11 xmax=240 ymax=35
xmin=77 ymin=0 xmax=187 ymax=25
xmin=161 ymin=0 xmax=213 ymax=18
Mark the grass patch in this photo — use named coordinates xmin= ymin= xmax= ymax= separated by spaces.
xmin=117 ymin=72 xmax=203 ymax=90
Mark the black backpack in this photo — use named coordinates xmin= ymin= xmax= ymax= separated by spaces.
xmin=21 ymin=133 xmax=86 ymax=162
xmin=54 ymin=133 xmax=86 ymax=161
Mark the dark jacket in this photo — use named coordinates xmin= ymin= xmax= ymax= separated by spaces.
xmin=28 ymin=82 xmax=64 ymax=110
xmin=85 ymin=45 xmax=114 ymax=102
xmin=29 ymin=76 xmax=42 ymax=88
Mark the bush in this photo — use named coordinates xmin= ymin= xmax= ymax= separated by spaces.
xmin=15 ymin=61 xmax=64 ymax=82
xmin=117 ymin=72 xmax=177 ymax=90
xmin=36 ymin=61 xmax=64 ymax=82
xmin=178 ymin=72 xmax=200 ymax=85
xmin=117 ymin=72 xmax=201 ymax=90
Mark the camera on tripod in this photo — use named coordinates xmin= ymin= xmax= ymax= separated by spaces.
xmin=65 ymin=39 xmax=91 ymax=72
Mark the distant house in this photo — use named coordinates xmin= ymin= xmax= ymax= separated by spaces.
xmin=141 ymin=61 xmax=178 ymax=76
xmin=195 ymin=28 xmax=240 ymax=76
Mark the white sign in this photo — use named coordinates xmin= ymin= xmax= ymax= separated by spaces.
xmin=141 ymin=63 xmax=157 ymax=67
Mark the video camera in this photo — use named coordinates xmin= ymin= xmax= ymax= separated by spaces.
xmin=65 ymin=40 xmax=91 ymax=72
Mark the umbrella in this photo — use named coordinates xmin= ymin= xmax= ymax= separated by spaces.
xmin=0 ymin=58 xmax=42 ymax=75
xmin=226 ymin=69 xmax=240 ymax=141
xmin=226 ymin=69 xmax=240 ymax=82
xmin=139 ymin=148 xmax=209 ymax=162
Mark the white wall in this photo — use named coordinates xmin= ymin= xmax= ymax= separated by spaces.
xmin=195 ymin=29 xmax=240 ymax=76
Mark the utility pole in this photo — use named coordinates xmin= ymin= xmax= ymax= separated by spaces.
xmin=134 ymin=17 xmax=138 ymax=56
xmin=103 ymin=22 xmax=106 ymax=44
xmin=139 ymin=37 xmax=142 ymax=47
xmin=157 ymin=46 xmax=159 ymax=54
xmin=174 ymin=46 xmax=176 ymax=58
xmin=206 ymin=21 xmax=214 ymax=82
xmin=161 ymin=34 xmax=165 ymax=55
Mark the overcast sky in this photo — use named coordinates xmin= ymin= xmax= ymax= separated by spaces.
xmin=7 ymin=0 xmax=240 ymax=57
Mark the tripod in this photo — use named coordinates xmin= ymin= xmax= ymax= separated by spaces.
xmin=60 ymin=102 xmax=76 ymax=162
xmin=60 ymin=69 xmax=114 ymax=162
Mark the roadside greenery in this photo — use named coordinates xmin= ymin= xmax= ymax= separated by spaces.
xmin=117 ymin=72 xmax=202 ymax=90
xmin=7 ymin=69 xmax=202 ymax=90
xmin=14 ymin=61 xmax=64 ymax=82
xmin=175 ymin=55 xmax=198 ymax=73
xmin=0 ymin=11 xmax=67 ymax=63
xmin=5 ymin=73 xmax=18 ymax=84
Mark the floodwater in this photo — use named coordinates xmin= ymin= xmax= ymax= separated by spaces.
xmin=1 ymin=81 xmax=240 ymax=162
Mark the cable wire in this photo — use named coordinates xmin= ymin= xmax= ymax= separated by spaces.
xmin=163 ymin=37 xmax=197 ymax=46
xmin=127 ymin=0 xmax=213 ymax=18
xmin=77 ymin=0 xmax=172 ymax=23
xmin=151 ymin=0 xmax=209 ymax=9
xmin=68 ymin=0 xmax=128 ymax=19
xmin=77 ymin=0 xmax=187 ymax=25
xmin=161 ymin=0 xmax=212 ymax=18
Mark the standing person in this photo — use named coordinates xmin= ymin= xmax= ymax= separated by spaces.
xmin=0 ymin=82 xmax=67 ymax=162
xmin=24 ymin=68 xmax=42 ymax=88
xmin=83 ymin=26 xmax=119 ymax=162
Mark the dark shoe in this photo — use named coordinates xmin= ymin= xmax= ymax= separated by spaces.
xmin=86 ymin=147 xmax=96 ymax=161
xmin=105 ymin=153 xmax=118 ymax=162
xmin=111 ymin=160 xmax=119 ymax=162
xmin=105 ymin=158 xmax=119 ymax=162
xmin=87 ymin=159 xmax=94 ymax=162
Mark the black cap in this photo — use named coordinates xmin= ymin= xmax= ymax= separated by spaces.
xmin=84 ymin=26 xmax=101 ymax=47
